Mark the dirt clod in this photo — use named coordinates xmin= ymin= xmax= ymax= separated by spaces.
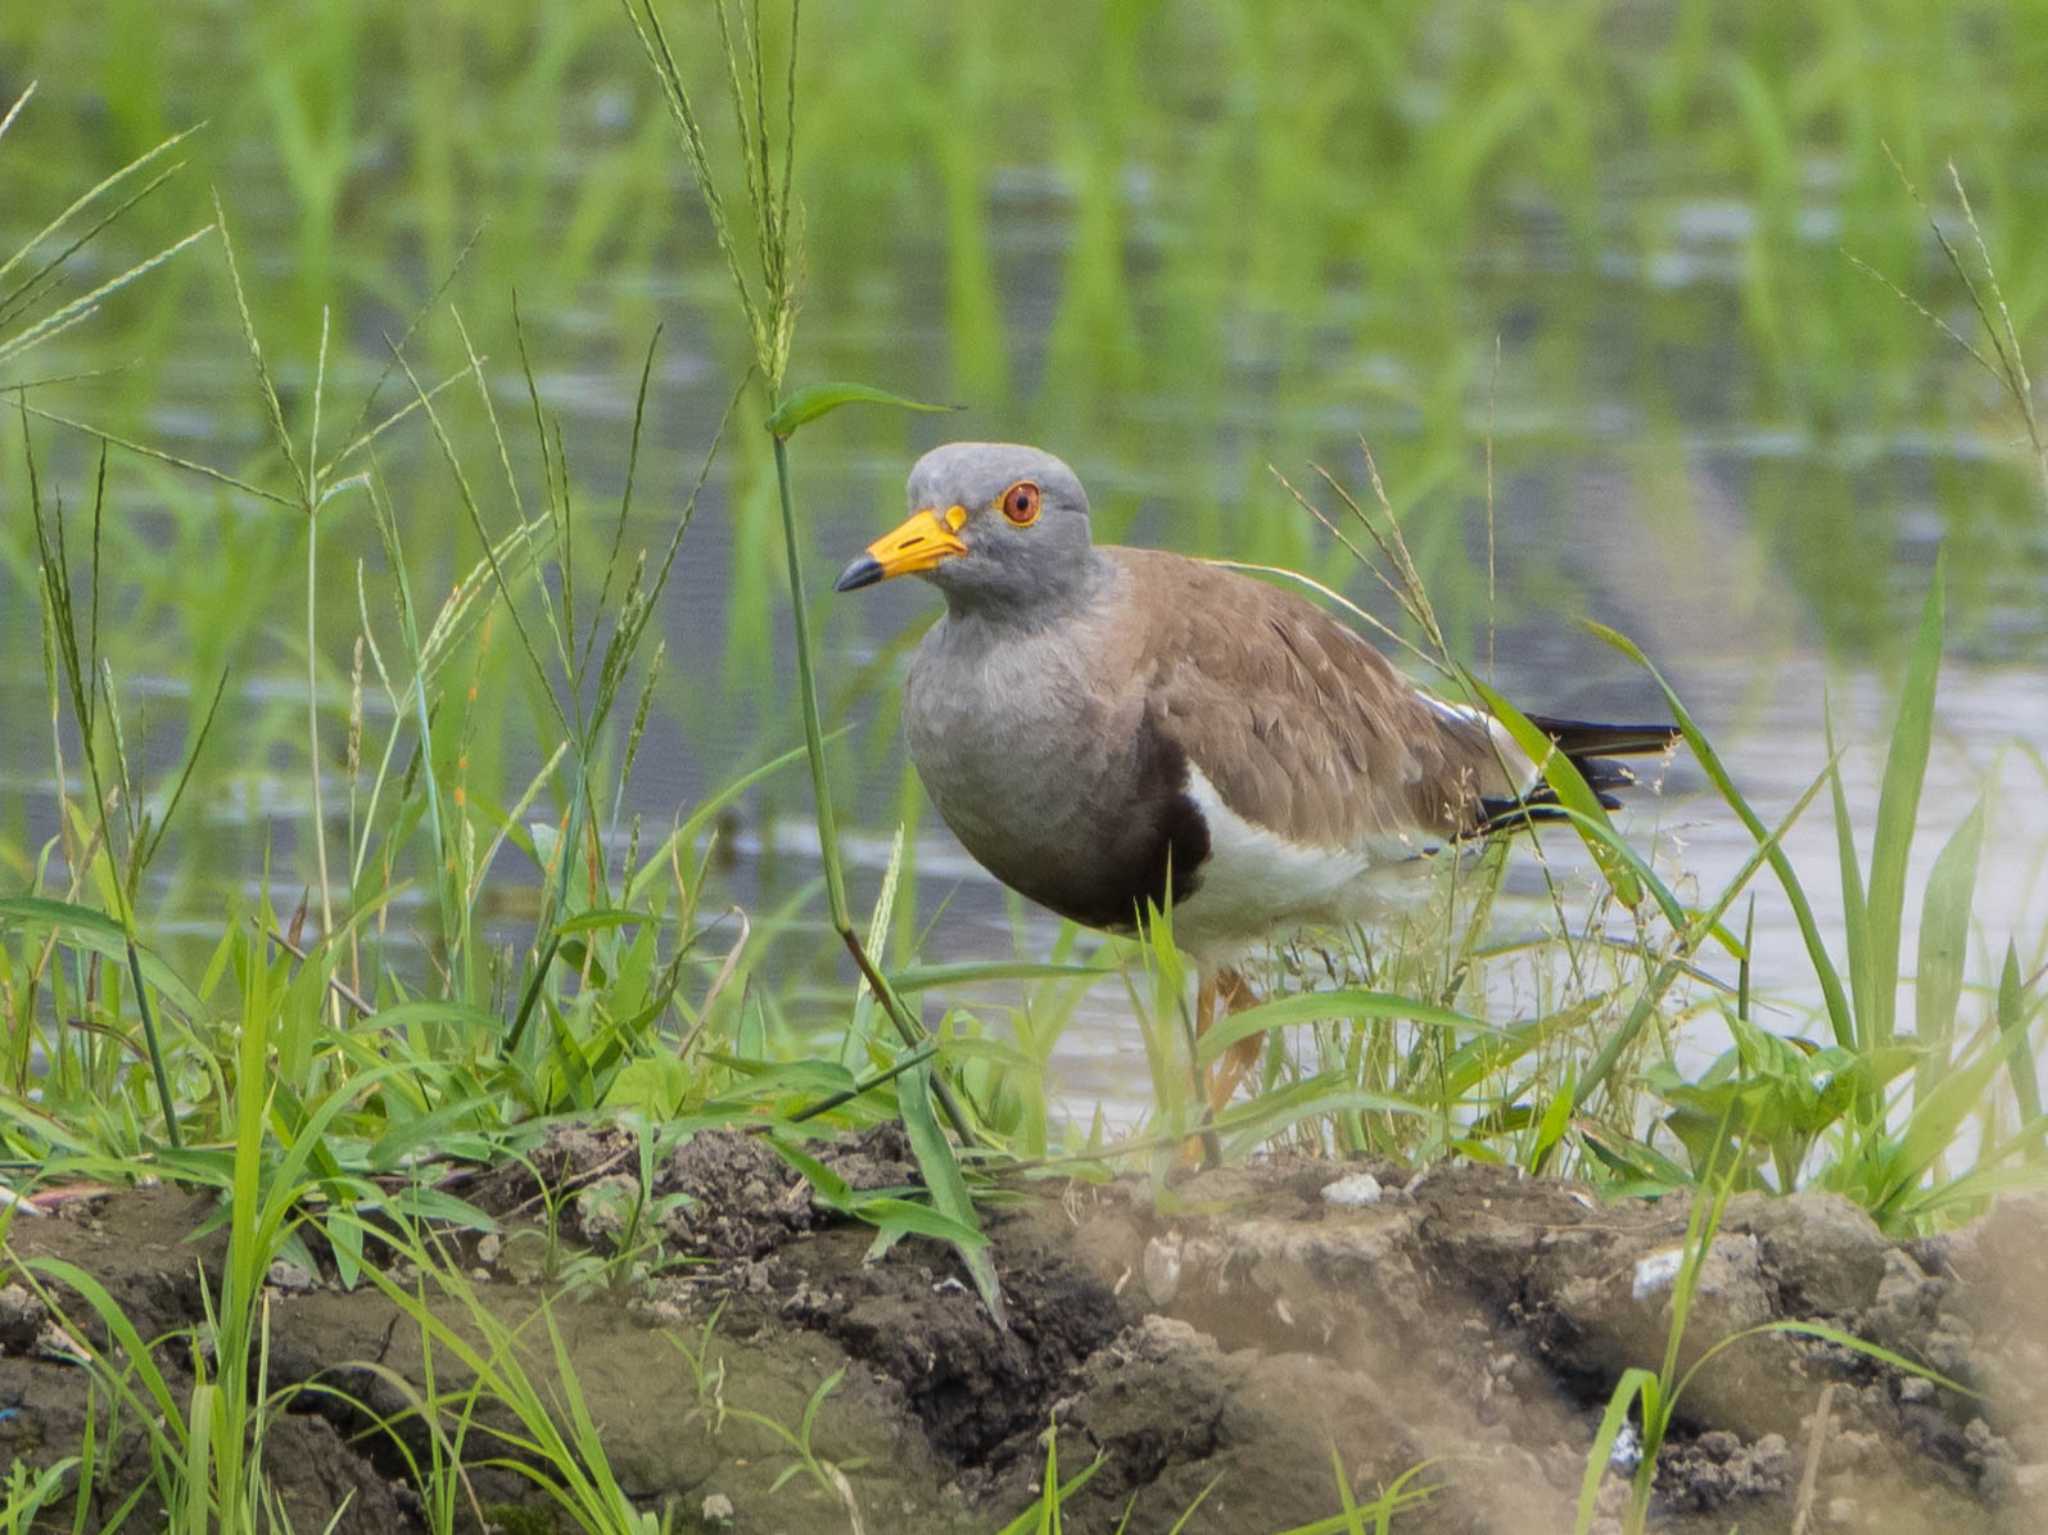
xmin=651 ymin=1129 xmax=812 ymax=1259
xmin=3 ymin=1152 xmax=2040 ymax=1533
xmin=0 ymin=1282 xmax=47 ymax=1353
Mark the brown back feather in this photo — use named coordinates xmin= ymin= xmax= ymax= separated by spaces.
xmin=1105 ymin=549 xmax=1525 ymax=849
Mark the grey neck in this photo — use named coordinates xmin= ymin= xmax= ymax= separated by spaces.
xmin=938 ymin=545 xmax=1117 ymax=632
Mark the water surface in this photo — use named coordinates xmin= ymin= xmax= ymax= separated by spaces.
xmin=3 ymin=2 xmax=2045 ymax=1119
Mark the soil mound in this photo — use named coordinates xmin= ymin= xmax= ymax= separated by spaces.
xmin=3 ymin=1138 xmax=2043 ymax=1533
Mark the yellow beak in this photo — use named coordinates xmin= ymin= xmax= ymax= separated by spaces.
xmin=833 ymin=506 xmax=968 ymax=591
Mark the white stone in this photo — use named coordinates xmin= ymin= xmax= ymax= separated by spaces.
xmin=1142 ymin=1234 xmax=1184 ymax=1306
xmin=1320 ymin=1172 xmax=1384 ymax=1207
xmin=1608 ymin=1420 xmax=1642 ymax=1472
xmin=1631 ymin=1248 xmax=1684 ymax=1301
xmin=266 ymin=1260 xmax=316 ymax=1294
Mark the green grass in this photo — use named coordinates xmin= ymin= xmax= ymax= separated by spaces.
xmin=0 ymin=1 xmax=2046 ymax=1531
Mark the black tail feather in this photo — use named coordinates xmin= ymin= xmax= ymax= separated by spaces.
xmin=1476 ymin=798 xmax=1568 ymax=834
xmin=1477 ymin=781 xmax=1624 ymax=836
xmin=1473 ymin=714 xmax=1678 ymax=838
xmin=1575 ymin=754 xmax=1639 ymax=795
xmin=1523 ymin=713 xmax=1682 ymax=760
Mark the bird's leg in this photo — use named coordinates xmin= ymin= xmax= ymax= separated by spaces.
xmin=1190 ymin=969 xmax=1221 ymax=1109
xmin=1192 ymin=973 xmax=1219 ymax=1049
xmin=1204 ymin=966 xmax=1264 ymax=1117
xmin=1180 ymin=972 xmax=1226 ymax=1167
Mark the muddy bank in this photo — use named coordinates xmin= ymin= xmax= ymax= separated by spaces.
xmin=2 ymin=1132 xmax=2044 ymax=1533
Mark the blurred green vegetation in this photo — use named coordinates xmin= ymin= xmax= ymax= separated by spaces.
xmin=2 ymin=0 xmax=2045 ymax=1115
xmin=4 ymin=0 xmax=2045 ymax=673
xmin=1 ymin=0 xmax=2044 ymax=1076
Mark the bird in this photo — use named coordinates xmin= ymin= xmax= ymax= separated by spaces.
xmin=834 ymin=442 xmax=1678 ymax=1114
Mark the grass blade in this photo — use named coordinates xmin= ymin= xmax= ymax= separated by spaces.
xmin=1585 ymin=618 xmax=1855 ymax=1047
xmin=1863 ymin=555 xmax=1945 ymax=1054
xmin=765 ymin=379 xmax=962 ymax=439
xmin=0 ymin=223 xmax=215 ymax=370
xmin=1197 ymin=987 xmax=1503 ymax=1067
xmin=0 ymin=116 xmax=203 ymax=290
xmin=897 ymin=1057 xmax=1006 ymax=1327
xmin=1574 ymin=1367 xmax=1654 ymax=1535
xmin=1468 ymin=675 xmax=1643 ymax=909
xmin=1997 ymin=942 xmax=2042 ymax=1149
xmin=1573 ymin=751 xmax=1837 ymax=1112
xmin=1827 ymin=704 xmax=1872 ymax=1050
xmin=17 ymin=402 xmax=296 ymax=505
xmin=1913 ymin=797 xmax=1983 ymax=1103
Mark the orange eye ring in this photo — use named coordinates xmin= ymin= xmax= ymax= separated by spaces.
xmin=999 ymin=480 xmax=1041 ymax=526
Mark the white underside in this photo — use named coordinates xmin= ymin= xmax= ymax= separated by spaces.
xmin=1170 ymin=766 xmax=1439 ymax=963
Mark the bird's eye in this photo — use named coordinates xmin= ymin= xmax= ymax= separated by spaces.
xmin=1000 ymin=480 xmax=1041 ymax=527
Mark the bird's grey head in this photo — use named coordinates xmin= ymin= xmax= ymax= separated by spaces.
xmin=834 ymin=442 xmax=1100 ymax=620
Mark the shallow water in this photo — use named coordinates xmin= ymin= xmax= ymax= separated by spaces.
xmin=3 ymin=3 xmax=2046 ymax=1122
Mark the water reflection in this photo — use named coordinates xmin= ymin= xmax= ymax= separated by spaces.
xmin=2 ymin=4 xmax=2046 ymax=1121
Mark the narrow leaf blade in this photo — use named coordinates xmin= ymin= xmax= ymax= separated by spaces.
xmin=1997 ymin=941 xmax=2043 ymax=1138
xmin=766 ymin=380 xmax=961 ymax=439
xmin=1865 ymin=555 xmax=1946 ymax=1051
xmin=898 ymin=1058 xmax=1006 ymax=1328
xmin=1913 ymin=798 xmax=1983 ymax=1102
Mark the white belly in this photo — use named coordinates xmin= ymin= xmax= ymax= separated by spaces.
xmin=1171 ymin=766 xmax=1432 ymax=961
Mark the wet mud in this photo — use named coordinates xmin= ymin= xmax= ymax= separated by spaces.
xmin=3 ymin=1131 xmax=2043 ymax=1533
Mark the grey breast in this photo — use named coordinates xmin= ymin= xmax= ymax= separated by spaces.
xmin=902 ymin=592 xmax=1211 ymax=934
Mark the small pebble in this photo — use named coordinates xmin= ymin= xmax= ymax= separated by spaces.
xmin=1142 ymin=1234 xmax=1183 ymax=1306
xmin=1320 ymin=1172 xmax=1383 ymax=1208
xmin=1898 ymin=1376 xmax=1934 ymax=1404
xmin=0 ymin=1284 xmax=48 ymax=1354
xmin=1631 ymin=1249 xmax=1683 ymax=1301
xmin=700 ymin=1492 xmax=734 ymax=1522
xmin=266 ymin=1260 xmax=316 ymax=1294
xmin=1609 ymin=1421 xmax=1642 ymax=1472
xmin=1697 ymin=1429 xmax=1739 ymax=1463
xmin=0 ymin=1188 xmax=47 ymax=1219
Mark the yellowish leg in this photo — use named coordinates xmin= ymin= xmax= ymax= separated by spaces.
xmin=1192 ymin=973 xmax=1218 ymax=1054
xmin=1204 ymin=967 xmax=1264 ymax=1117
xmin=1180 ymin=973 xmax=1223 ymax=1166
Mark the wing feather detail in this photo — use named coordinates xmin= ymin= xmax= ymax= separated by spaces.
xmin=1105 ymin=549 xmax=1523 ymax=852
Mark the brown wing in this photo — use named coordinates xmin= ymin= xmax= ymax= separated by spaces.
xmin=1107 ymin=549 xmax=1527 ymax=849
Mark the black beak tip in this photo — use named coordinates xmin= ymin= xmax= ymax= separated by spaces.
xmin=833 ymin=555 xmax=884 ymax=594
